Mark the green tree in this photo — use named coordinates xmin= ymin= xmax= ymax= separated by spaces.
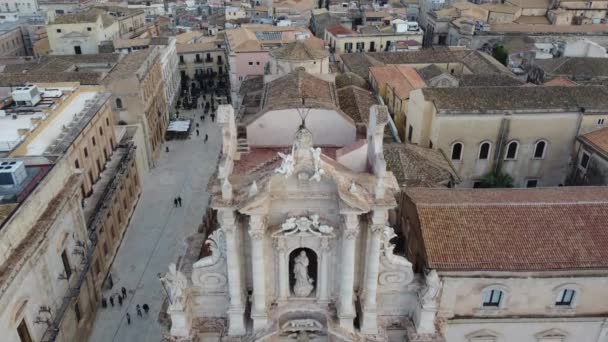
xmin=480 ymin=171 xmax=514 ymax=188
xmin=493 ymin=45 xmax=509 ymax=66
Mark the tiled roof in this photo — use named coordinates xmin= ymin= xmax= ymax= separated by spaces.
xmin=457 ymin=74 xmax=524 ymax=87
xmin=543 ymin=77 xmax=578 ymax=86
xmin=416 ymin=64 xmax=443 ymax=82
xmin=340 ymin=49 xmax=510 ymax=81
xmin=536 ymin=57 xmax=608 ymax=79
xmin=384 ymin=143 xmax=457 ymax=188
xmin=335 ymin=72 xmax=368 ymax=89
xmin=261 ymin=68 xmax=337 ymax=110
xmin=0 ymin=72 xmax=105 ymax=85
xmin=337 ymin=85 xmax=378 ymax=125
xmin=579 ymin=127 xmax=608 ymax=156
xmin=421 ymin=85 xmax=608 ymax=112
xmin=269 ymin=38 xmax=328 ymax=61
xmin=326 ymin=24 xmax=355 ymax=36
xmin=406 ymin=186 xmax=608 ymax=271
xmin=370 ymin=65 xmax=426 ymax=99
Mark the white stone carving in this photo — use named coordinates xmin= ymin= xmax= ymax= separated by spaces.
xmin=276 ymin=151 xmax=296 ymax=177
xmin=161 ymin=263 xmax=189 ymax=310
xmin=249 ymin=181 xmax=258 ymax=197
xmin=420 ymin=270 xmax=440 ymax=307
xmin=378 ymin=226 xmax=414 ymax=287
xmin=349 ymin=181 xmax=358 ymax=194
xmin=277 ymin=215 xmax=334 ymax=237
xmin=221 ymin=178 xmax=233 ymax=201
xmin=309 ymin=147 xmax=325 ymax=182
xmin=281 ymin=319 xmax=324 ymax=333
xmin=293 ymin=250 xmax=315 ymax=297
xmin=194 ymin=229 xmax=226 ymax=268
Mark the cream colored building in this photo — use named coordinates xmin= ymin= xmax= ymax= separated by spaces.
xmin=404 ymin=187 xmax=608 ymax=342
xmin=177 ymin=35 xmax=226 ymax=85
xmin=0 ymin=83 xmax=142 ymax=342
xmin=103 ymin=47 xmax=168 ymax=167
xmin=325 ymin=22 xmax=424 ymax=54
xmin=405 ymin=85 xmax=608 ymax=187
xmin=46 ymin=7 xmax=146 ymax=55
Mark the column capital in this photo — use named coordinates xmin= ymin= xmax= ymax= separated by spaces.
xmin=249 ymin=214 xmax=267 ymax=229
xmin=218 ymin=210 xmax=236 ymax=227
xmin=320 ymin=238 xmax=332 ymax=252
xmin=249 ymin=229 xmax=265 ymax=240
xmin=344 ymin=228 xmax=358 ymax=240
xmin=370 ymin=209 xmax=388 ymax=225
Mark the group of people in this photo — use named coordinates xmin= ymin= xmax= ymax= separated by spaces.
xmin=100 ymin=287 xmax=150 ymax=325
xmin=173 ymin=196 xmax=183 ymax=207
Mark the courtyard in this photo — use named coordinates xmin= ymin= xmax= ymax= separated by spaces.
xmin=88 ymin=108 xmax=221 ymax=342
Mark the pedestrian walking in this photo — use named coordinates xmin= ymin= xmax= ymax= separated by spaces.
xmin=200 ymin=115 xmax=203 ymax=121
xmin=173 ymin=198 xmax=178 ymax=207
xmin=136 ymin=305 xmax=142 ymax=317
xmin=211 ymin=113 xmax=216 ymax=122
xmin=196 ymin=122 xmax=199 ymax=128
xmin=121 ymin=286 xmax=127 ymax=299
xmin=196 ymin=129 xmax=200 ymax=136
xmin=101 ymin=297 xmax=107 ymax=308
xmin=126 ymin=313 xmax=131 ymax=325
xmin=177 ymin=196 xmax=182 ymax=207
xmin=166 ymin=146 xmax=169 ymax=153
xmin=109 ymin=296 xmax=114 ymax=307
xmin=143 ymin=304 xmax=149 ymax=315
xmin=118 ymin=295 xmax=123 ymax=306
xmin=204 ymin=134 xmax=208 ymax=143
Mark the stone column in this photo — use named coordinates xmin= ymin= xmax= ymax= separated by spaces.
xmin=360 ymin=210 xmax=386 ymax=334
xmin=338 ymin=213 xmax=359 ymax=330
xmin=318 ymin=238 xmax=331 ymax=302
xmin=275 ymin=238 xmax=289 ymax=301
xmin=249 ymin=215 xmax=268 ymax=331
xmin=221 ymin=210 xmax=246 ymax=336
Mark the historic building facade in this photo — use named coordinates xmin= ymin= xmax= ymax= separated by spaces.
xmin=162 ymin=104 xmax=442 ymax=340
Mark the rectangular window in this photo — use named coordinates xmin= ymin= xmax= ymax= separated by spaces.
xmin=580 ymin=152 xmax=590 ymax=169
xmin=56 ymin=29 xmax=61 ymax=33
xmin=17 ymin=319 xmax=33 ymax=342
xmin=103 ymin=242 xmax=108 ymax=256
xmin=106 ymin=117 xmax=110 ymax=126
xmin=75 ymin=159 xmax=80 ymax=169
xmin=99 ymin=127 xmax=103 ymax=136
xmin=344 ymin=42 xmax=353 ymax=52
xmin=74 ymin=301 xmax=81 ymax=322
xmin=482 ymin=289 xmax=502 ymax=307
xmin=87 ymin=27 xmax=92 ymax=31
xmin=92 ymin=137 xmax=96 ymax=146
xmin=84 ymin=147 xmax=89 ymax=158
xmin=526 ymin=179 xmax=538 ymax=188
xmin=407 ymin=125 xmax=413 ymax=142
xmin=61 ymin=250 xmax=72 ymax=279
xmin=356 ymin=42 xmax=364 ymax=51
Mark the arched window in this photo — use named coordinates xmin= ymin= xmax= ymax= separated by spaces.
xmin=533 ymin=140 xmax=547 ymax=159
xmin=481 ymin=285 xmax=508 ymax=308
xmin=478 ymin=141 xmax=491 ymax=160
xmin=505 ymin=141 xmax=519 ymax=160
xmin=115 ymin=98 xmax=123 ymax=109
xmin=451 ymin=142 xmax=463 ymax=161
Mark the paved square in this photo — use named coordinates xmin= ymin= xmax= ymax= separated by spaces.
xmin=88 ymin=109 xmax=221 ymax=342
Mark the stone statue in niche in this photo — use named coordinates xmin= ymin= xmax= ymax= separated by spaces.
xmin=293 ymin=251 xmax=314 ymax=297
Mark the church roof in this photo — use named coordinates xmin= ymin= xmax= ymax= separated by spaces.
xmin=260 ymin=68 xmax=338 ymax=111
xmin=406 ymin=187 xmax=608 ymax=271
xmin=384 ymin=143 xmax=458 ymax=188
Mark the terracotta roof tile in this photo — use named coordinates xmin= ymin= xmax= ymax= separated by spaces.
xmin=406 ymin=187 xmax=608 ymax=271
xmin=579 ymin=127 xmax=608 ymax=155
xmin=337 ymin=85 xmax=378 ymax=124
xmin=326 ymin=24 xmax=355 ymax=36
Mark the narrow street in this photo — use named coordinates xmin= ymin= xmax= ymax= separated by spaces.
xmin=88 ymin=109 xmax=221 ymax=342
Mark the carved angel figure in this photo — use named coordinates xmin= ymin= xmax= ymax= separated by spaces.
xmin=309 ymin=147 xmax=325 ymax=182
xmin=276 ymin=152 xmax=295 ymax=176
xmin=161 ymin=263 xmax=189 ymax=309
xmin=381 ymin=226 xmax=412 ymax=267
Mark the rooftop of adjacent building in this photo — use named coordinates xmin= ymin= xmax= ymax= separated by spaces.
xmin=384 ymin=142 xmax=458 ymax=188
xmin=0 ymin=84 xmax=108 ymax=157
xmin=420 ymin=85 xmax=608 ymax=113
xmin=406 ymin=186 xmax=608 ymax=271
xmin=225 ymin=24 xmax=312 ymax=52
xmin=48 ymin=5 xmax=144 ymax=26
xmin=269 ymin=37 xmax=328 ymax=61
xmin=578 ymin=126 xmax=608 ymax=158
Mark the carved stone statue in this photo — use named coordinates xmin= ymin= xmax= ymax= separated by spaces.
xmin=276 ymin=151 xmax=295 ymax=176
xmin=309 ymin=147 xmax=325 ymax=182
xmin=381 ymin=226 xmax=412 ymax=267
xmin=421 ymin=270 xmax=441 ymax=306
xmin=193 ymin=229 xmax=225 ymax=268
xmin=293 ymin=251 xmax=314 ymax=297
xmin=161 ymin=263 xmax=189 ymax=310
